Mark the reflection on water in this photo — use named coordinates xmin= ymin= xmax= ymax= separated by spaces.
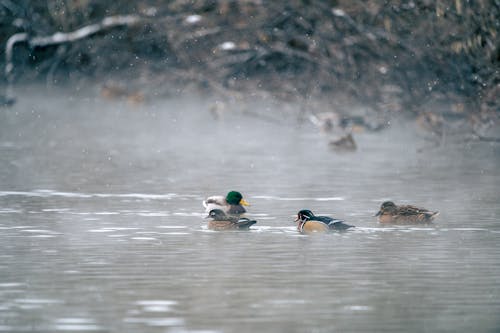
xmin=0 ymin=85 xmax=499 ymax=332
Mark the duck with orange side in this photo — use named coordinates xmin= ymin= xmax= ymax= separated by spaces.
xmin=295 ymin=210 xmax=353 ymax=234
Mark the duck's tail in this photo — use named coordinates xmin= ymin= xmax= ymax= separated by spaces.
xmin=203 ymin=201 xmax=223 ymax=213
xmin=329 ymin=221 xmax=354 ymax=231
xmin=235 ymin=218 xmax=257 ymax=230
xmin=427 ymin=211 xmax=439 ymax=220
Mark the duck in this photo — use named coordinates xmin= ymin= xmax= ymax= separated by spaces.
xmin=415 ymin=111 xmax=444 ymax=138
xmin=203 ymin=191 xmax=249 ymax=216
xmin=375 ymin=201 xmax=439 ymax=224
xmin=309 ymin=112 xmax=340 ymax=134
xmin=0 ymin=95 xmax=16 ymax=107
xmin=206 ymin=209 xmax=257 ymax=231
xmin=100 ymin=82 xmax=145 ymax=106
xmin=295 ymin=209 xmax=354 ymax=234
xmin=329 ymin=133 xmax=357 ymax=151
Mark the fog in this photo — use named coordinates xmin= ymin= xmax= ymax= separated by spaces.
xmin=0 ymin=83 xmax=499 ymax=332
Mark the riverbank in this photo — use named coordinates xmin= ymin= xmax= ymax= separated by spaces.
xmin=1 ymin=1 xmax=498 ymax=141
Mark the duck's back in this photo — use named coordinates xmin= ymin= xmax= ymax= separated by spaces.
xmin=398 ymin=205 xmax=438 ymax=222
xmin=398 ymin=205 xmax=429 ymax=215
xmin=384 ymin=205 xmax=438 ymax=223
xmin=208 ymin=218 xmax=256 ymax=231
xmin=311 ymin=215 xmax=334 ymax=223
xmin=328 ymin=220 xmax=354 ymax=230
xmin=235 ymin=218 xmax=257 ymax=229
xmin=392 ymin=214 xmax=433 ymax=223
xmin=313 ymin=216 xmax=352 ymax=230
xmin=203 ymin=196 xmax=227 ymax=213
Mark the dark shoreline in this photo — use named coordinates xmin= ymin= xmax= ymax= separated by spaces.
xmin=1 ymin=1 xmax=498 ymax=139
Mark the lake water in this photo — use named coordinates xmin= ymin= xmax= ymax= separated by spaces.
xmin=0 ymin=85 xmax=499 ymax=332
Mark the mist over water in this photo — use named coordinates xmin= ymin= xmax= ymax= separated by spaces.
xmin=0 ymin=85 xmax=499 ymax=332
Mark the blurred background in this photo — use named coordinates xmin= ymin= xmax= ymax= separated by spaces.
xmin=1 ymin=0 xmax=498 ymax=136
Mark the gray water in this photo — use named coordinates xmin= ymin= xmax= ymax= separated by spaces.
xmin=1 ymin=85 xmax=499 ymax=333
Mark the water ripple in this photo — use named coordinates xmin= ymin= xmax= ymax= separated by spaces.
xmin=54 ymin=318 xmax=102 ymax=331
xmin=0 ymin=190 xmax=200 ymax=200
xmin=252 ymin=195 xmax=344 ymax=201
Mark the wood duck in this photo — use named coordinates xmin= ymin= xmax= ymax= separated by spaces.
xmin=295 ymin=209 xmax=353 ymax=234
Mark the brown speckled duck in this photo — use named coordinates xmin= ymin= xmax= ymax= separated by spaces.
xmin=206 ymin=209 xmax=256 ymax=231
xmin=375 ymin=201 xmax=439 ymax=224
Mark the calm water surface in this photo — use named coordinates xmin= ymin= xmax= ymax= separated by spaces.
xmin=0 ymin=86 xmax=499 ymax=332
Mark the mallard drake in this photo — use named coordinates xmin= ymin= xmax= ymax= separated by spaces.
xmin=295 ymin=209 xmax=353 ymax=234
xmin=375 ymin=201 xmax=439 ymax=224
xmin=206 ymin=209 xmax=257 ymax=231
xmin=203 ymin=191 xmax=249 ymax=216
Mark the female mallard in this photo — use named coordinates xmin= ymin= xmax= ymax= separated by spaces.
xmin=203 ymin=191 xmax=249 ymax=216
xmin=295 ymin=209 xmax=353 ymax=234
xmin=375 ymin=201 xmax=439 ymax=224
xmin=206 ymin=209 xmax=257 ymax=231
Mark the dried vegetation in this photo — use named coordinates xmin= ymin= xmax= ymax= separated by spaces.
xmin=1 ymin=0 xmax=498 ymax=140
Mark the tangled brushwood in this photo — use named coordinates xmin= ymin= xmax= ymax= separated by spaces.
xmin=1 ymin=0 xmax=498 ymax=137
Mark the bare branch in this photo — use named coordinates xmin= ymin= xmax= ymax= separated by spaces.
xmin=4 ymin=15 xmax=141 ymax=82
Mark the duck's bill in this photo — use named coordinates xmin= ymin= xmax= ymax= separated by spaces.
xmin=240 ymin=199 xmax=250 ymax=206
xmin=374 ymin=210 xmax=381 ymax=217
